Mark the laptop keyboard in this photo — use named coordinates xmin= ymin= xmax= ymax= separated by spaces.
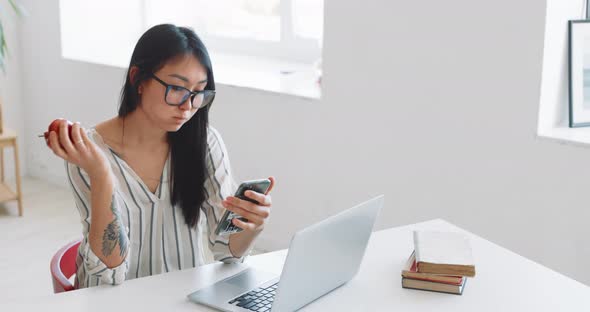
xmin=228 ymin=282 xmax=278 ymax=311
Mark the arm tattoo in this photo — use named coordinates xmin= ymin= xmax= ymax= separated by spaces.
xmin=102 ymin=194 xmax=129 ymax=257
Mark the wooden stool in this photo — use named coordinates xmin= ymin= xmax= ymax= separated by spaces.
xmin=0 ymin=128 xmax=23 ymax=216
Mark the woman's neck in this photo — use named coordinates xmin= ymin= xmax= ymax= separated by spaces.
xmin=120 ymin=107 xmax=168 ymax=150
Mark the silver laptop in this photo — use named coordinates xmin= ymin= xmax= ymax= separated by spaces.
xmin=187 ymin=195 xmax=384 ymax=312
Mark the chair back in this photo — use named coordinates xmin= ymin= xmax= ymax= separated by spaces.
xmin=50 ymin=239 xmax=82 ymax=293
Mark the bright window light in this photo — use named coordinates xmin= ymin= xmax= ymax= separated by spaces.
xmin=60 ymin=0 xmax=323 ymax=65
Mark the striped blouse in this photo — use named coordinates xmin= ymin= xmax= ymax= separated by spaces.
xmin=65 ymin=126 xmax=245 ymax=289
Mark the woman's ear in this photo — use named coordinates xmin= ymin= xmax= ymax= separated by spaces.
xmin=129 ymin=66 xmax=144 ymax=94
xmin=129 ymin=66 xmax=140 ymax=87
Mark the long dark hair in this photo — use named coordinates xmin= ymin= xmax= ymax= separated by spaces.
xmin=119 ymin=24 xmax=215 ymax=228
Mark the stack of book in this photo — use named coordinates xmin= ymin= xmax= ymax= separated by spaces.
xmin=401 ymin=231 xmax=476 ymax=295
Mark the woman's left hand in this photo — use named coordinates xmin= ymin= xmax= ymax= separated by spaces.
xmin=221 ymin=176 xmax=275 ymax=232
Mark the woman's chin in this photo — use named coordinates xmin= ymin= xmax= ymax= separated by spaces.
xmin=166 ymin=123 xmax=185 ymax=132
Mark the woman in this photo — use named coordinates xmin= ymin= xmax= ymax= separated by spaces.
xmin=47 ymin=24 xmax=275 ymax=288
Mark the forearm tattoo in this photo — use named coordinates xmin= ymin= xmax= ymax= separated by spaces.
xmin=102 ymin=194 xmax=128 ymax=257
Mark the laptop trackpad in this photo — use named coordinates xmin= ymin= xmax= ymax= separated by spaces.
xmin=223 ymin=268 xmax=272 ymax=288
xmin=188 ymin=268 xmax=277 ymax=305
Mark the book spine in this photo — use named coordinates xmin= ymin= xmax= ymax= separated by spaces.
xmin=402 ymin=272 xmax=463 ymax=285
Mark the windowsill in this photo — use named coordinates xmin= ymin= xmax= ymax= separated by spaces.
xmin=210 ymin=52 xmax=322 ymax=100
xmin=62 ymin=52 xmax=322 ymax=100
xmin=537 ymin=125 xmax=590 ymax=148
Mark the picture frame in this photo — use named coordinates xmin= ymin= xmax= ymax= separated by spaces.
xmin=568 ymin=20 xmax=590 ymax=127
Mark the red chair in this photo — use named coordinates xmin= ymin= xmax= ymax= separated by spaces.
xmin=50 ymin=239 xmax=82 ymax=293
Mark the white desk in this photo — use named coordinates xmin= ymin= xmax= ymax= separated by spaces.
xmin=6 ymin=219 xmax=590 ymax=311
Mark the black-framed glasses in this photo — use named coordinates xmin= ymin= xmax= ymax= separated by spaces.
xmin=150 ymin=73 xmax=215 ymax=109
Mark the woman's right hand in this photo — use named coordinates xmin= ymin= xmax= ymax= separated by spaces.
xmin=48 ymin=120 xmax=111 ymax=179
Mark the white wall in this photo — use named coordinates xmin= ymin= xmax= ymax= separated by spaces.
xmin=0 ymin=2 xmax=26 ymax=182
xmin=18 ymin=0 xmax=590 ymax=285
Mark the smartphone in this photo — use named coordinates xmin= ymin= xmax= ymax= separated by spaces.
xmin=214 ymin=178 xmax=272 ymax=236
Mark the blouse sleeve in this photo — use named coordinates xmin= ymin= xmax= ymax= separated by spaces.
xmin=65 ymin=159 xmax=131 ymax=285
xmin=202 ymin=126 xmax=249 ymax=264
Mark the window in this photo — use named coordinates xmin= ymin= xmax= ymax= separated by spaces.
xmin=59 ymin=0 xmax=144 ymax=68
xmin=59 ymin=0 xmax=323 ymax=76
xmin=60 ymin=0 xmax=323 ymax=98
xmin=146 ymin=0 xmax=323 ymax=65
